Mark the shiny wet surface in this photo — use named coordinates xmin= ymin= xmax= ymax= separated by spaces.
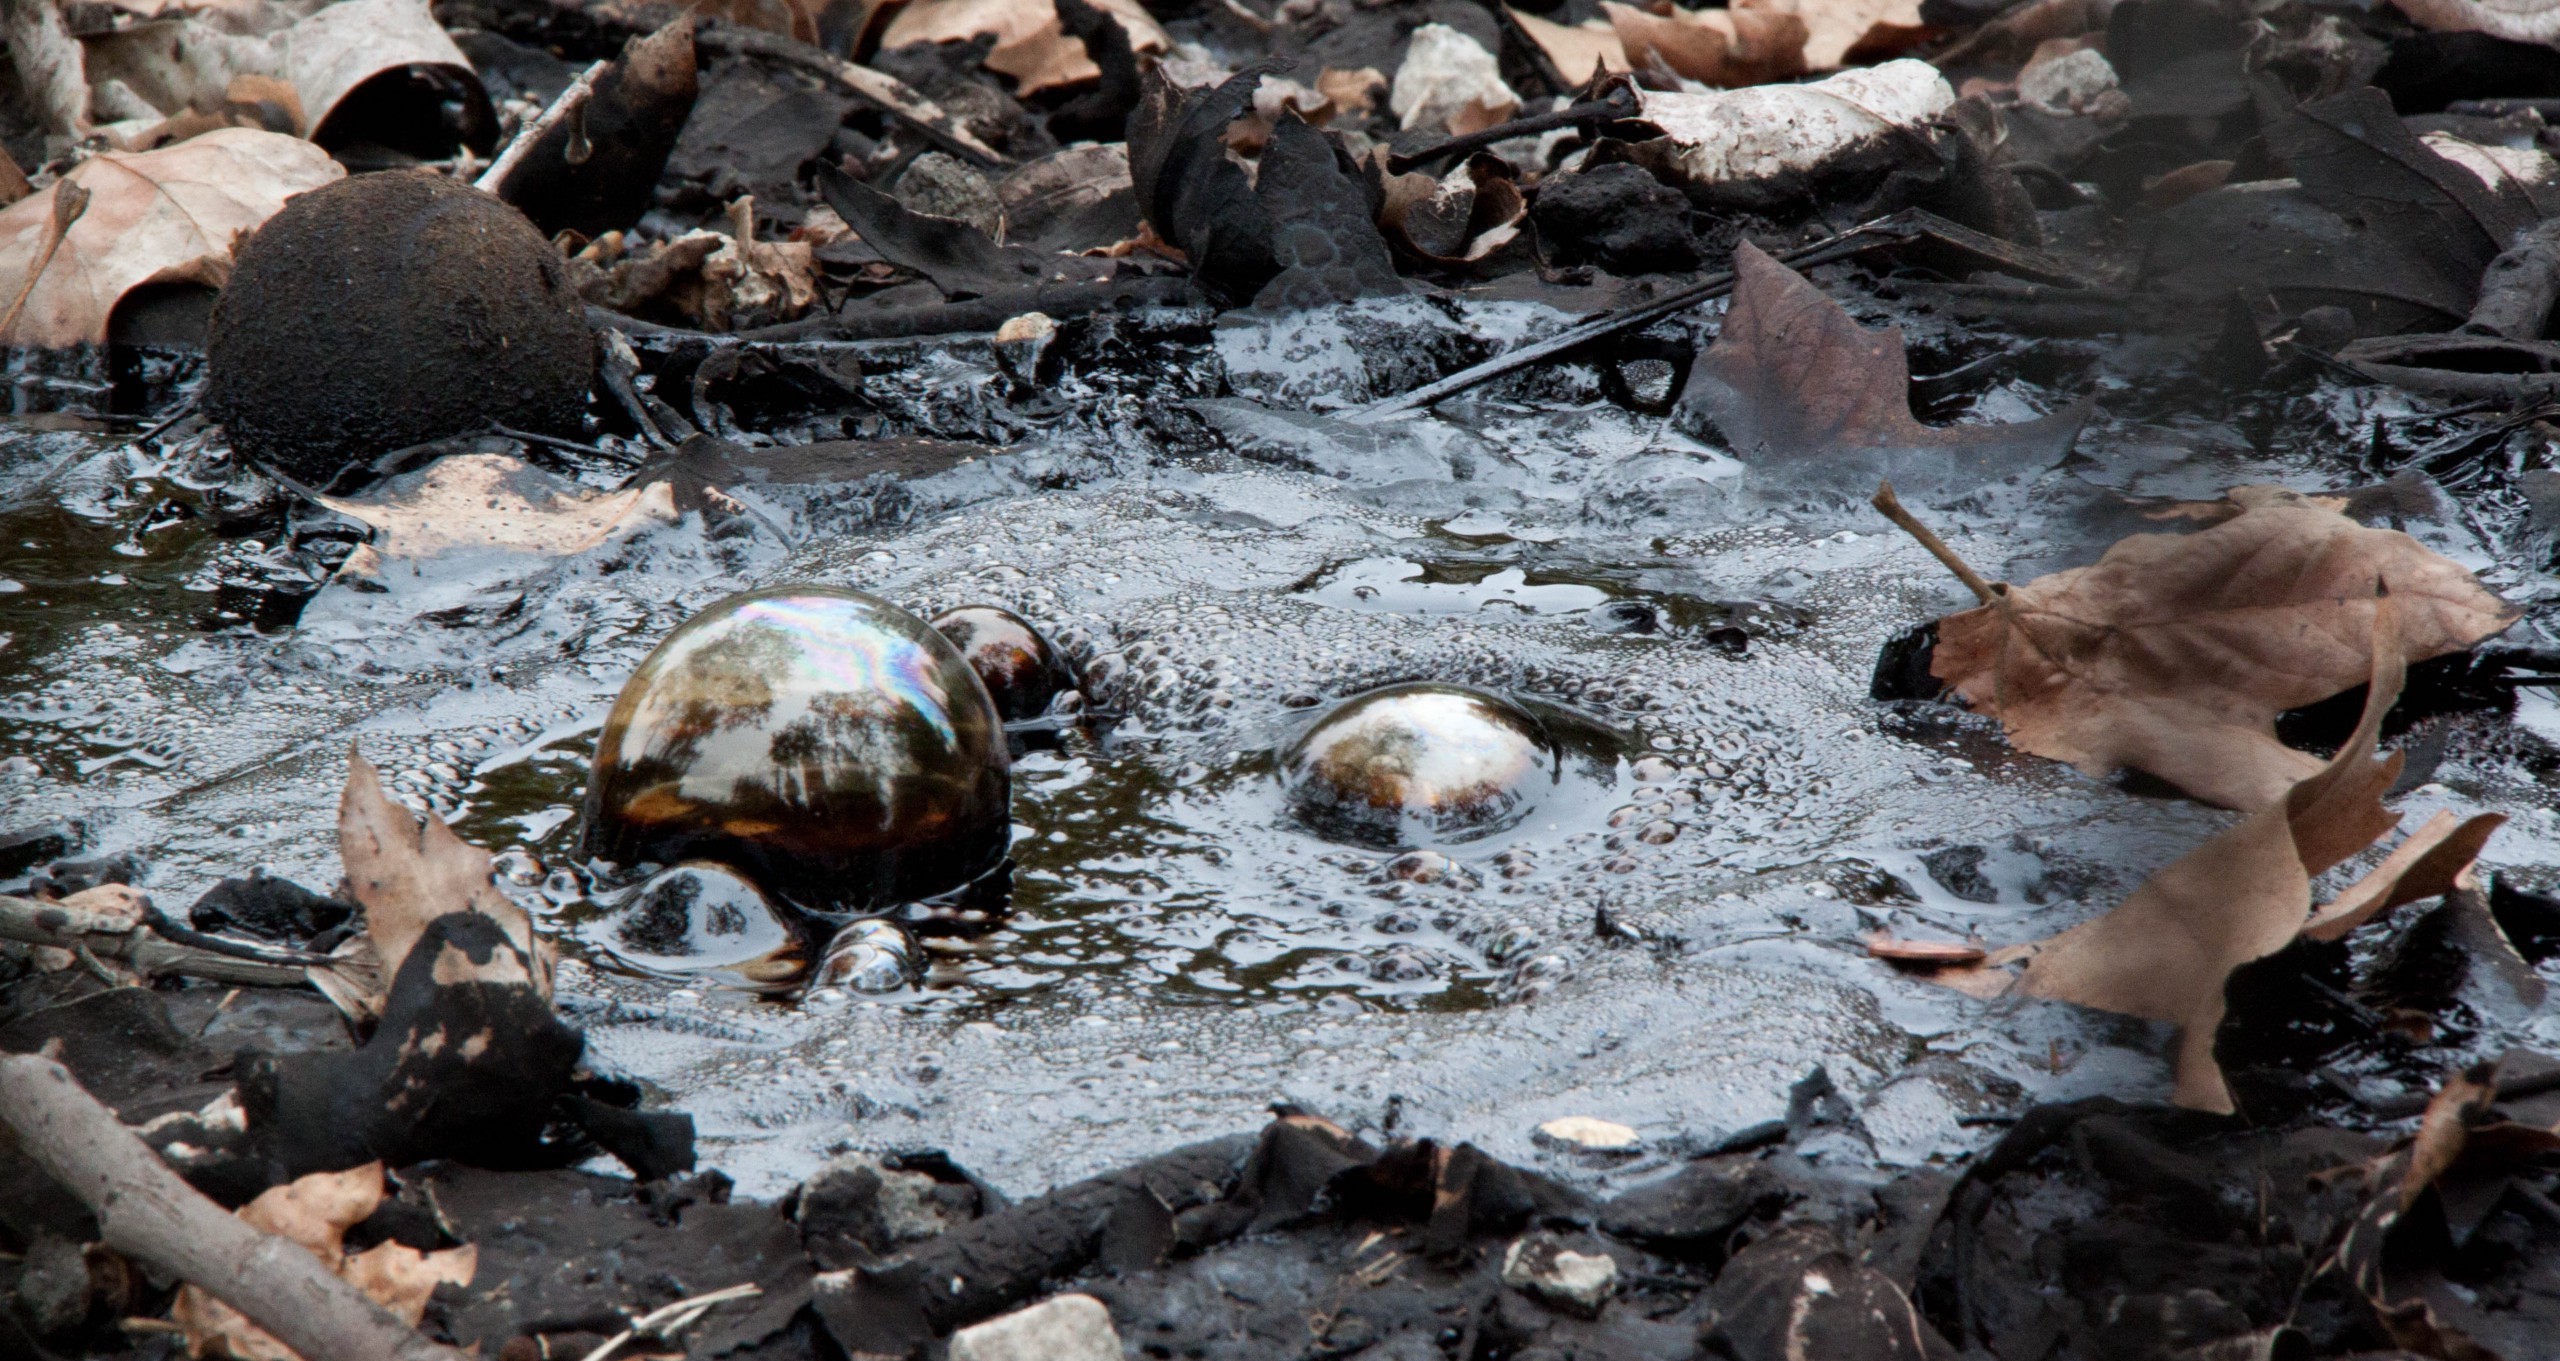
xmin=4 ymin=290 xmax=2559 ymax=1197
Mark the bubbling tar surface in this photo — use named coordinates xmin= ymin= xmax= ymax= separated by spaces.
xmin=4 ymin=293 xmax=2558 ymax=1196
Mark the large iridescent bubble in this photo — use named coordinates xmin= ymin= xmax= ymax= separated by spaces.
xmin=581 ymin=587 xmax=1011 ymax=913
xmin=1279 ymin=683 xmax=1559 ymax=848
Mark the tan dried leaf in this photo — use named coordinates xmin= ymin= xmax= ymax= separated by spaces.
xmin=1735 ymin=0 xmax=1931 ymax=69
xmin=2302 ymin=809 xmax=2505 ymax=942
xmin=338 ymin=747 xmax=549 ymax=1002
xmin=172 ymin=1164 xmax=477 ymax=1360
xmin=1929 ymin=488 xmax=2518 ymax=811
xmin=0 ymin=127 xmax=340 ymax=348
xmin=1606 ymin=3 xmax=1810 ymax=86
xmin=880 ymin=0 xmax=1170 ymax=94
xmin=1958 ymin=611 xmax=2409 ymax=1113
xmin=319 ymin=451 xmax=680 ymax=570
xmin=1508 ymin=7 xmax=1628 ymax=85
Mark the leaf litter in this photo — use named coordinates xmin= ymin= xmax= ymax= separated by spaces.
xmin=8 ymin=0 xmax=2560 ymax=1356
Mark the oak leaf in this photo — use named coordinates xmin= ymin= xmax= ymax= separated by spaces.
xmin=170 ymin=1162 xmax=476 ymax=1360
xmin=0 ymin=127 xmax=340 ymax=348
xmin=1928 ymin=486 xmax=2519 ymax=811
xmin=1680 ymin=239 xmax=2088 ymax=500
xmin=1734 ymin=0 xmax=1933 ymax=69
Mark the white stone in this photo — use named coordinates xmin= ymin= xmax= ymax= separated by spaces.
xmin=949 ymin=1293 xmax=1121 ymax=1361
xmin=1391 ymin=24 xmax=1520 ymax=133
xmin=1501 ymin=1233 xmax=1619 ymax=1318
xmin=2019 ymin=48 xmax=2120 ymax=116
xmin=1536 ymin=1116 xmax=1641 ymax=1151
xmin=1634 ymin=60 xmax=1954 ymax=190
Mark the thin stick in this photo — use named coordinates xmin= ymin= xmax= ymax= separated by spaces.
xmin=0 ymin=1056 xmax=472 ymax=1361
xmin=695 ymin=25 xmax=1005 ymax=167
xmin=1344 ymin=214 xmax=1922 ymax=423
xmin=578 ymin=1282 xmax=762 ymax=1361
xmin=476 ymin=61 xmax=605 ymax=193
xmin=0 ymin=894 xmax=308 ymax=988
xmin=0 ymin=179 xmax=89 ymax=340
xmin=1385 ymin=92 xmax=1633 ymax=174
xmin=1871 ymin=480 xmax=1999 ymax=605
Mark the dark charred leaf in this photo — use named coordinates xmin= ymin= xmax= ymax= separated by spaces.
xmin=2262 ymin=87 xmax=2536 ymax=323
xmin=1677 ymin=241 xmax=2089 ymax=502
xmin=240 ymin=912 xmax=586 ymax=1178
xmin=664 ymin=57 xmax=857 ymax=217
xmin=187 ymin=871 xmax=353 ymax=945
xmin=1248 ymin=114 xmax=1405 ymax=310
xmin=1128 ymin=64 xmax=1283 ymax=304
xmin=814 ymin=161 xmax=1111 ymax=299
xmin=491 ymin=17 xmax=701 ymax=240
xmin=1596 ymin=1157 xmax=1785 ymax=1259
xmin=1046 ymin=0 xmax=1142 ymax=144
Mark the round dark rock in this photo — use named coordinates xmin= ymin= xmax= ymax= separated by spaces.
xmin=203 ymin=170 xmax=594 ymax=490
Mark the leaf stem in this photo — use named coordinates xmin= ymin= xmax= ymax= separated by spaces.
xmin=1870 ymin=480 xmax=1999 ymax=605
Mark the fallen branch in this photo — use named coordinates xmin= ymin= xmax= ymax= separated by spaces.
xmin=1344 ymin=213 xmax=1922 ymax=423
xmin=0 ymin=1054 xmax=471 ymax=1361
xmin=0 ymin=893 xmax=308 ymax=988
xmin=475 ymin=60 xmax=605 ymax=194
xmin=693 ymin=24 xmax=1006 ymax=168
xmin=1385 ymin=91 xmax=1635 ymax=174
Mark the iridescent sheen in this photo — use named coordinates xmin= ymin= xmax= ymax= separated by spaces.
xmin=930 ymin=604 xmax=1075 ymax=722
xmin=1279 ymin=683 xmax=1558 ymax=848
xmin=582 ymin=587 xmax=1010 ymax=912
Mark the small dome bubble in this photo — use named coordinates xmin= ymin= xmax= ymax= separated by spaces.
xmin=930 ymin=604 xmax=1075 ymax=722
xmin=582 ymin=587 xmax=1010 ymax=913
xmin=579 ymin=862 xmax=802 ymax=989
xmin=1280 ymin=683 xmax=1558 ymax=849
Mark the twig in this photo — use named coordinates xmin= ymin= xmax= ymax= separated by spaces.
xmin=1870 ymin=480 xmax=1999 ymax=605
xmin=2367 ymin=1065 xmax=2560 ymax=1119
xmin=0 ymin=178 xmax=89 ymax=339
xmin=1344 ymin=213 xmax=1923 ymax=422
xmin=0 ymin=894 xmax=309 ymax=988
xmin=476 ymin=61 xmax=605 ymax=194
xmin=0 ymin=1055 xmax=472 ymax=1361
xmin=694 ymin=24 xmax=1005 ymax=167
xmin=1385 ymin=91 xmax=1633 ymax=174
xmin=578 ymin=1282 xmax=763 ymax=1361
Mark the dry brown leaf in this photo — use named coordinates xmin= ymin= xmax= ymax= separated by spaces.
xmin=1684 ymin=240 xmax=2086 ymax=499
xmin=319 ymin=451 xmax=679 ymax=578
xmin=5 ymin=0 xmax=92 ymax=144
xmin=879 ymin=0 xmax=1170 ymax=94
xmin=1508 ymin=7 xmax=1628 ymax=85
xmin=2302 ymin=809 xmax=2505 ymax=941
xmin=1372 ymin=153 xmax=1528 ymax=269
xmin=0 ymin=127 xmax=339 ymax=348
xmin=1946 ymin=609 xmax=2412 ymax=1113
xmin=1607 ymin=3 xmax=1810 ymax=85
xmin=122 ymin=73 xmax=307 ymax=151
xmin=338 ymin=746 xmax=549 ymax=1005
xmin=1316 ymin=67 xmax=1385 ymax=119
xmin=171 ymin=1163 xmax=476 ymax=1360
xmin=1929 ymin=487 xmax=2519 ymax=812
xmin=1734 ymin=0 xmax=1930 ymax=69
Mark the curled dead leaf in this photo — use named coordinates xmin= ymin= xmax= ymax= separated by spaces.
xmin=1925 ymin=487 xmax=2519 ymax=811
xmin=335 ymin=746 xmax=551 ymax=1015
xmin=880 ymin=0 xmax=1170 ymax=95
xmin=170 ymin=1162 xmax=476 ymax=1360
xmin=0 ymin=127 xmax=341 ymax=348
xmin=2390 ymin=0 xmax=2560 ymax=45
xmin=1929 ymin=607 xmax=2416 ymax=1113
xmin=2302 ymin=809 xmax=2505 ymax=942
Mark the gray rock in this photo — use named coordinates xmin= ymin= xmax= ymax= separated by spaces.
xmin=792 ymin=1151 xmax=974 ymax=1270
